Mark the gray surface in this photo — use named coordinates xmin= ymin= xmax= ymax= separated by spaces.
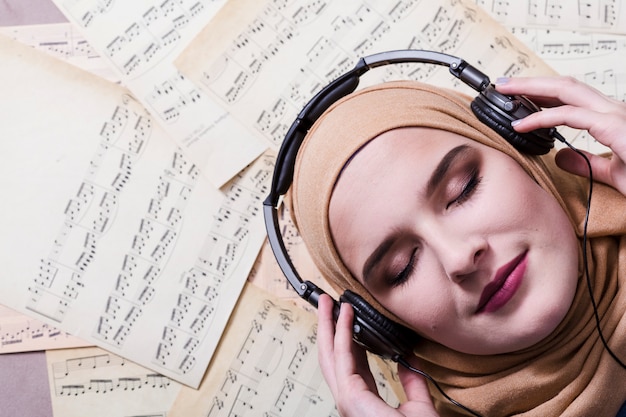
xmin=0 ymin=0 xmax=67 ymax=26
xmin=0 ymin=351 xmax=54 ymax=417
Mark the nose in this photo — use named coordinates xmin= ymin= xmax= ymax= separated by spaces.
xmin=429 ymin=229 xmax=488 ymax=284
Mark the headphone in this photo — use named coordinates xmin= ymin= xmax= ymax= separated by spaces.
xmin=262 ymin=49 xmax=564 ymax=363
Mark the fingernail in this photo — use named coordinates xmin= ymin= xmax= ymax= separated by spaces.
xmin=495 ymin=77 xmax=510 ymax=85
xmin=511 ymin=119 xmax=522 ymax=126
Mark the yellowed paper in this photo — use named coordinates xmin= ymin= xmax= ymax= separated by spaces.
xmin=50 ymin=0 xmax=267 ymax=187
xmin=0 ymin=22 xmax=119 ymax=83
xmin=0 ymin=304 xmax=90 ymax=353
xmin=0 ymin=35 xmax=269 ymax=387
xmin=46 ymin=346 xmax=181 ymax=417
xmin=168 ymin=282 xmax=401 ymax=416
xmin=475 ymin=0 xmax=626 ymax=34
xmin=175 ymin=0 xmax=557 ymax=153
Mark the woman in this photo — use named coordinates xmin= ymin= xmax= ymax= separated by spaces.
xmin=288 ymin=76 xmax=626 ymax=416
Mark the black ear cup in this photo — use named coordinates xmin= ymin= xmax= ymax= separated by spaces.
xmin=339 ymin=290 xmax=419 ymax=360
xmin=470 ymin=84 xmax=557 ymax=155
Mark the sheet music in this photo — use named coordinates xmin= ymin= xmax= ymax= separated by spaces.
xmin=175 ymin=0 xmax=557 ymax=154
xmin=0 ymin=304 xmax=90 ymax=354
xmin=248 ymin=204 xmax=331 ymax=314
xmin=0 ymin=23 xmax=108 ymax=355
xmin=46 ymin=346 xmax=181 ymax=417
xmin=50 ymin=0 xmax=267 ymax=187
xmin=510 ymin=28 xmax=626 ymax=101
xmin=0 ymin=22 xmax=119 ymax=83
xmin=0 ymin=35 xmax=270 ymax=387
xmin=474 ymin=0 xmax=626 ymax=34
xmin=504 ymin=27 xmax=625 ymax=153
xmin=168 ymin=282 xmax=401 ymax=416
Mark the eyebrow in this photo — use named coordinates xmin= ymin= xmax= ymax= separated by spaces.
xmin=361 ymin=144 xmax=473 ymax=284
xmin=425 ymin=144 xmax=472 ymax=197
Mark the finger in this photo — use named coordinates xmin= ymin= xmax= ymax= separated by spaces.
xmin=398 ymin=363 xmax=435 ymax=404
xmin=495 ymin=76 xmax=617 ymax=111
xmin=334 ymin=303 xmax=379 ymax=393
xmin=511 ymin=105 xmax=626 ymax=153
xmin=317 ymin=294 xmax=338 ymax=395
xmin=556 ymin=148 xmax=626 ymax=194
xmin=396 ymin=363 xmax=440 ymax=416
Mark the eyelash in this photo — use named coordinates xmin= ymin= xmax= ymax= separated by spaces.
xmin=390 ymin=248 xmax=417 ymax=288
xmin=448 ymin=167 xmax=482 ymax=209
xmin=389 ymin=167 xmax=482 ymax=288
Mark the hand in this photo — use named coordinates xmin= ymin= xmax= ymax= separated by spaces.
xmin=317 ymin=294 xmax=439 ymax=417
xmin=495 ymin=76 xmax=626 ymax=196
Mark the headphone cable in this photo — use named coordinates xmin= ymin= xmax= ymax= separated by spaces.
xmin=397 ymin=357 xmax=483 ymax=417
xmin=560 ymin=134 xmax=626 ymax=370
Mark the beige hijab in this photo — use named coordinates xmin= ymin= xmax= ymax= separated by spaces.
xmin=290 ymin=80 xmax=626 ymax=416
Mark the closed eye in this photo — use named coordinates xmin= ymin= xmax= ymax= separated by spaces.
xmin=389 ymin=248 xmax=418 ymax=288
xmin=447 ymin=166 xmax=482 ymax=209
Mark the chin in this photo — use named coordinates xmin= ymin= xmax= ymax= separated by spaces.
xmin=497 ymin=302 xmax=574 ymax=354
xmin=454 ymin=299 xmax=574 ymax=356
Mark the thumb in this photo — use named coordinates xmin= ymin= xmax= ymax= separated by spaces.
xmin=397 ymin=362 xmax=439 ymax=415
xmin=555 ymin=148 xmax=612 ymax=185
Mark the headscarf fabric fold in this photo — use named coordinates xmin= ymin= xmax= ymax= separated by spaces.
xmin=290 ymin=80 xmax=626 ymax=416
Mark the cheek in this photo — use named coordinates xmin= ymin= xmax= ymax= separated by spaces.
xmin=379 ymin=266 xmax=458 ymax=336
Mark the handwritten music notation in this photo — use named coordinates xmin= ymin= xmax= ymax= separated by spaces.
xmin=0 ymin=35 xmax=270 ymax=387
xmin=176 ymin=0 xmax=556 ymax=151
xmin=46 ymin=347 xmax=181 ymax=417
xmin=474 ymin=0 xmax=626 ymax=33
xmin=168 ymin=283 xmax=400 ymax=417
xmin=52 ymin=0 xmax=267 ymax=187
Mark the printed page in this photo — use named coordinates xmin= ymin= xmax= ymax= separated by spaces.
xmin=50 ymin=0 xmax=267 ymax=187
xmin=0 ymin=22 xmax=119 ymax=83
xmin=248 ymin=203 xmax=330 ymax=313
xmin=475 ymin=0 xmax=626 ymax=34
xmin=0 ymin=304 xmax=91 ymax=353
xmin=0 ymin=23 xmax=108 ymax=355
xmin=168 ymin=282 xmax=401 ymax=416
xmin=46 ymin=346 xmax=182 ymax=417
xmin=0 ymin=35 xmax=269 ymax=387
xmin=511 ymin=28 xmax=626 ymax=102
xmin=506 ymin=27 xmax=625 ymax=152
xmin=175 ymin=0 xmax=560 ymax=153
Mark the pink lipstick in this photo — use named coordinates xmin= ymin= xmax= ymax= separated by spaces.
xmin=477 ymin=252 xmax=527 ymax=314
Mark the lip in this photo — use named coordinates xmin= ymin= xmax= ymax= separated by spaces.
xmin=476 ymin=251 xmax=528 ymax=314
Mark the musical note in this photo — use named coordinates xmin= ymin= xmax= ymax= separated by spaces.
xmin=168 ymin=283 xmax=400 ymax=416
xmin=0 ymin=22 xmax=119 ymax=84
xmin=473 ymin=0 xmax=625 ymax=32
xmin=46 ymin=346 xmax=181 ymax=417
xmin=0 ymin=36 xmax=269 ymax=388
xmin=0 ymin=305 xmax=90 ymax=353
xmin=52 ymin=0 xmax=267 ymax=187
xmin=177 ymin=0 xmax=557 ymax=149
xmin=26 ymin=97 xmax=150 ymax=323
xmin=503 ymin=26 xmax=625 ymax=152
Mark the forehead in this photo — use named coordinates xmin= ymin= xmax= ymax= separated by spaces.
xmin=334 ymin=127 xmax=473 ymax=187
xmin=330 ymin=127 xmax=474 ymax=227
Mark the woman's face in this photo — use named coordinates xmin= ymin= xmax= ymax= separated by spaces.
xmin=329 ymin=127 xmax=579 ymax=355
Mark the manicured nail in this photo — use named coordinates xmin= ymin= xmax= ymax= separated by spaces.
xmin=495 ymin=77 xmax=510 ymax=85
xmin=511 ymin=119 xmax=522 ymax=126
